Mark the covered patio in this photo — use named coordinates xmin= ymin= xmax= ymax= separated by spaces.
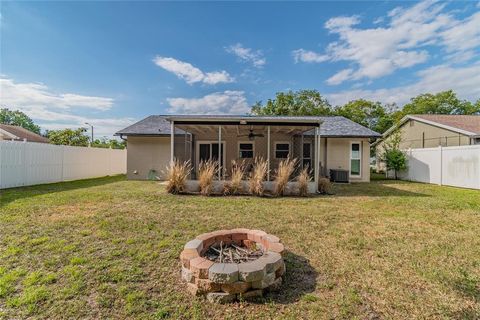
xmin=167 ymin=116 xmax=322 ymax=192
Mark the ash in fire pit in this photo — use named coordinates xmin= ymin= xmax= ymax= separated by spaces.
xmin=204 ymin=241 xmax=264 ymax=264
xmin=180 ymin=229 xmax=285 ymax=303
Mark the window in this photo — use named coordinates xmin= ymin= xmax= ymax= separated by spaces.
xmin=239 ymin=143 xmax=254 ymax=158
xmin=350 ymin=142 xmax=361 ymax=176
xmin=275 ymin=143 xmax=290 ymax=159
xmin=302 ymin=143 xmax=311 ymax=168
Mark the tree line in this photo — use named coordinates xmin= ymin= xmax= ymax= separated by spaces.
xmin=1 ymin=89 xmax=479 ymax=147
xmin=251 ymin=89 xmax=480 ymax=134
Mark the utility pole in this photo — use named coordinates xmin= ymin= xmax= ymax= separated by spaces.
xmin=85 ymin=122 xmax=94 ymax=143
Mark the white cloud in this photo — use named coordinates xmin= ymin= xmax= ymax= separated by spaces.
xmin=324 ymin=15 xmax=360 ymax=31
xmin=0 ymin=77 xmax=113 ymax=110
xmin=0 ymin=76 xmax=133 ymax=137
xmin=292 ymin=49 xmax=329 ymax=63
xmin=226 ymin=43 xmax=266 ymax=67
xmin=167 ymin=91 xmax=249 ymax=114
xmin=153 ymin=56 xmax=234 ymax=85
xmin=326 ymin=69 xmax=354 ymax=85
xmin=440 ymin=11 xmax=480 ymax=54
xmin=293 ymin=1 xmax=480 ymax=85
xmin=327 ymin=62 xmax=480 ymax=106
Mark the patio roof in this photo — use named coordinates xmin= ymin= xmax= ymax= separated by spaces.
xmin=115 ymin=115 xmax=381 ymax=138
xmin=165 ymin=115 xmax=322 ymax=126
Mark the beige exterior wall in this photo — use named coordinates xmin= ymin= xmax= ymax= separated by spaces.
xmin=126 ymin=136 xmax=171 ymax=180
xmin=323 ymin=137 xmax=370 ymax=182
xmin=127 ymin=132 xmax=371 ymax=182
xmin=375 ymin=119 xmax=472 ymax=172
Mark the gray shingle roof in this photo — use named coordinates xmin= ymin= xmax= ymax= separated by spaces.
xmin=315 ymin=116 xmax=381 ymax=137
xmin=115 ymin=115 xmax=173 ymax=136
xmin=115 ymin=115 xmax=381 ymax=138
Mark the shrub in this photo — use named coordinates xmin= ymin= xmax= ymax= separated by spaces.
xmin=318 ymin=177 xmax=332 ymax=194
xmin=274 ymin=158 xmax=297 ymax=196
xmin=297 ymin=167 xmax=311 ymax=197
xmin=224 ymin=160 xmax=245 ymax=195
xmin=249 ymin=157 xmax=268 ymax=196
xmin=199 ymin=160 xmax=217 ymax=196
xmin=165 ymin=160 xmax=191 ymax=194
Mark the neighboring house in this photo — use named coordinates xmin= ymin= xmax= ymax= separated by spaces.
xmin=374 ymin=114 xmax=480 ymax=171
xmin=0 ymin=124 xmax=49 ymax=143
xmin=116 ymin=115 xmax=380 ymax=185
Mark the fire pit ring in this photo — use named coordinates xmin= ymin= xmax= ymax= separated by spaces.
xmin=180 ymin=229 xmax=285 ymax=303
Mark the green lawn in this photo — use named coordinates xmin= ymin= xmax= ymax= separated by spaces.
xmin=1 ymin=176 xmax=479 ymax=319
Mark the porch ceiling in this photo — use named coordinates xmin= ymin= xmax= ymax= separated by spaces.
xmin=174 ymin=124 xmax=316 ymax=136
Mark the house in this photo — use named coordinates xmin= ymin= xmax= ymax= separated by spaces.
xmin=0 ymin=124 xmax=49 ymax=143
xmin=115 ymin=115 xmax=381 ymax=187
xmin=374 ymin=114 xmax=480 ymax=171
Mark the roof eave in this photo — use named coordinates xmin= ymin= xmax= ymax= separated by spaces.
xmin=165 ymin=116 xmax=323 ymax=126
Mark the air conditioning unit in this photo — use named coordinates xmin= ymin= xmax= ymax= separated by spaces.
xmin=330 ymin=169 xmax=349 ymax=183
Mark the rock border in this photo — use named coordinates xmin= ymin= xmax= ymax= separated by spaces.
xmin=180 ymin=229 xmax=285 ymax=302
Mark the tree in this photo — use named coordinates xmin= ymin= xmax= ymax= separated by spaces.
xmin=381 ymin=131 xmax=407 ymax=180
xmin=397 ymin=90 xmax=480 ymax=120
xmin=335 ymin=99 xmax=395 ymax=134
xmin=47 ymin=128 xmax=89 ymax=146
xmin=0 ymin=108 xmax=41 ymax=134
xmin=91 ymin=137 xmax=126 ymax=149
xmin=251 ymin=90 xmax=332 ymax=116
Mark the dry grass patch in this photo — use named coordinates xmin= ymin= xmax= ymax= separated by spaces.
xmin=198 ymin=160 xmax=217 ymax=196
xmin=274 ymin=158 xmax=296 ymax=196
xmin=165 ymin=160 xmax=191 ymax=194
xmin=1 ymin=176 xmax=479 ymax=319
xmin=297 ymin=167 xmax=311 ymax=197
xmin=249 ymin=157 xmax=268 ymax=196
xmin=224 ymin=160 xmax=245 ymax=195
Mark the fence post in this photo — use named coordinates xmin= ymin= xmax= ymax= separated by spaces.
xmin=61 ymin=145 xmax=65 ymax=182
xmin=22 ymin=140 xmax=27 ymax=187
xmin=439 ymin=145 xmax=443 ymax=186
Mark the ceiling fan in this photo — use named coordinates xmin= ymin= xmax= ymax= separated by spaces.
xmin=238 ymin=129 xmax=265 ymax=140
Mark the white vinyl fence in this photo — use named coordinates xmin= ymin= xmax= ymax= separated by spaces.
xmin=0 ymin=141 xmax=127 ymax=189
xmin=388 ymin=145 xmax=480 ymax=190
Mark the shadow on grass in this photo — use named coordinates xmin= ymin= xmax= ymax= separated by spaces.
xmin=260 ymin=251 xmax=318 ymax=304
xmin=332 ymin=180 xmax=429 ymax=198
xmin=449 ymin=307 xmax=480 ymax=320
xmin=0 ymin=175 xmax=126 ymax=208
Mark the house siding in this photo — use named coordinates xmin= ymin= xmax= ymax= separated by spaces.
xmin=127 ymin=133 xmax=371 ymax=182
xmin=375 ymin=119 xmax=472 ymax=172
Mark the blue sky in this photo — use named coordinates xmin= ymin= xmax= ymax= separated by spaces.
xmin=1 ymin=1 xmax=479 ymax=137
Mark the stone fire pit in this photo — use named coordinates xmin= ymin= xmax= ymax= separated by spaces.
xmin=180 ymin=229 xmax=285 ymax=303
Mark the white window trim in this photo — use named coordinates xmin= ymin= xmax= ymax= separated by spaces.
xmin=238 ymin=141 xmax=255 ymax=159
xmin=349 ymin=141 xmax=361 ymax=177
xmin=196 ymin=140 xmax=226 ymax=171
xmin=274 ymin=141 xmax=291 ymax=159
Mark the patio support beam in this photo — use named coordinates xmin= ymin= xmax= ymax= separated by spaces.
xmin=267 ymin=125 xmax=271 ymax=181
xmin=314 ymin=127 xmax=319 ymax=192
xmin=170 ymin=121 xmax=174 ymax=163
xmin=218 ymin=125 xmax=222 ymax=180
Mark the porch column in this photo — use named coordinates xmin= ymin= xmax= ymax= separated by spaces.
xmin=218 ymin=125 xmax=222 ymax=180
xmin=267 ymin=125 xmax=271 ymax=181
xmin=301 ymin=132 xmax=304 ymax=168
xmin=317 ymin=125 xmax=321 ymax=176
xmin=170 ymin=121 xmax=174 ymax=163
xmin=314 ymin=127 xmax=319 ymax=192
